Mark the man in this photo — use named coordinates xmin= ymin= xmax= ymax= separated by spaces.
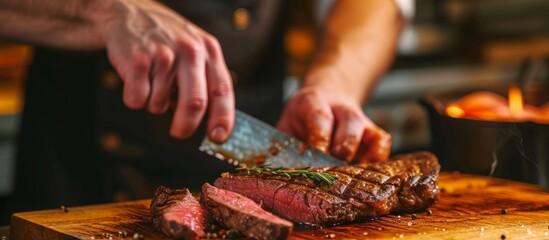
xmin=0 ymin=0 xmax=404 ymax=217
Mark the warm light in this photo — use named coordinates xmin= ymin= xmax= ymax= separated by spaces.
xmin=508 ymin=86 xmax=524 ymax=118
xmin=475 ymin=111 xmax=499 ymax=121
xmin=446 ymin=103 xmax=465 ymax=118
xmin=444 ymin=87 xmax=547 ymax=122
xmin=0 ymin=90 xmax=23 ymax=115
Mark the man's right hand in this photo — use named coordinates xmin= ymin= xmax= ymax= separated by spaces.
xmin=96 ymin=0 xmax=235 ymax=142
xmin=0 ymin=0 xmax=234 ymax=141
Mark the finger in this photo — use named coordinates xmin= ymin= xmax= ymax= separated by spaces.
xmin=170 ymin=44 xmax=208 ymax=138
xmin=204 ymin=36 xmax=235 ymax=143
xmin=169 ymin=88 xmax=178 ymax=111
xmin=115 ymin=50 xmax=152 ymax=109
xmin=276 ymin=106 xmax=307 ymax=140
xmin=276 ymin=96 xmax=307 ymax=139
xmin=148 ymin=45 xmax=176 ymax=114
xmin=276 ymin=111 xmax=296 ymax=136
xmin=356 ymin=122 xmax=392 ymax=163
xmin=330 ymin=106 xmax=366 ymax=162
xmin=299 ymin=92 xmax=334 ymax=153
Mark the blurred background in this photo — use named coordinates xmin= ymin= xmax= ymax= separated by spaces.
xmin=0 ymin=0 xmax=548 ymax=221
xmin=0 ymin=43 xmax=29 ymax=218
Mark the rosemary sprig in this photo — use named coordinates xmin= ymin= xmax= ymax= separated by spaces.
xmin=236 ymin=165 xmax=339 ymax=185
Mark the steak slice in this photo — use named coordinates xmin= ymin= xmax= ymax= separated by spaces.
xmin=150 ymin=186 xmax=206 ymax=239
xmin=214 ymin=151 xmax=440 ymax=227
xmin=201 ymin=183 xmax=293 ymax=240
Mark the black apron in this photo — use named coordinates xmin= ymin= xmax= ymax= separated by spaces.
xmin=6 ymin=0 xmax=287 ymax=216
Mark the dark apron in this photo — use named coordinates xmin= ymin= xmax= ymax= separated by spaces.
xmin=6 ymin=0 xmax=287 ymax=216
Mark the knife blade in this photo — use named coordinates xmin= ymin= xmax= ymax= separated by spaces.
xmin=199 ymin=110 xmax=345 ymax=168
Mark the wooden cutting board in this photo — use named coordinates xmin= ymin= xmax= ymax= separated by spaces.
xmin=9 ymin=173 xmax=549 ymax=240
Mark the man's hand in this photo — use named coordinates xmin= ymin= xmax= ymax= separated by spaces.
xmin=100 ymin=0 xmax=234 ymax=142
xmin=277 ymin=87 xmax=391 ymax=163
xmin=277 ymin=0 xmax=401 ymax=163
xmin=0 ymin=0 xmax=235 ymax=142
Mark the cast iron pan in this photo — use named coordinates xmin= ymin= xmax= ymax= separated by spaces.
xmin=421 ymin=87 xmax=549 ymax=187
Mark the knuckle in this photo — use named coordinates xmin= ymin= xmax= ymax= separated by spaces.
xmin=308 ymin=108 xmax=333 ymax=122
xmin=131 ymin=56 xmax=150 ymax=72
xmin=131 ymin=62 xmax=148 ymax=73
xmin=203 ymin=34 xmax=219 ymax=46
xmin=184 ymin=44 xmax=206 ymax=62
xmin=348 ymin=110 xmax=366 ymax=122
xmin=210 ymin=83 xmax=233 ymax=97
xmin=347 ymin=116 xmax=367 ymax=131
xmin=155 ymin=50 xmax=175 ymax=70
xmin=338 ymin=106 xmax=366 ymax=125
xmin=204 ymin=35 xmax=222 ymax=55
xmin=185 ymin=97 xmax=207 ymax=112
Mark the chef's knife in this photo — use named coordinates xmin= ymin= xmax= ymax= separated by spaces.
xmin=199 ymin=110 xmax=344 ymax=168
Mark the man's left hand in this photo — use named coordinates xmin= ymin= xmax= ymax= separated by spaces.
xmin=277 ymin=86 xmax=391 ymax=163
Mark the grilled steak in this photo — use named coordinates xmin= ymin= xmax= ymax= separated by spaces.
xmin=150 ymin=186 xmax=206 ymax=239
xmin=201 ymin=183 xmax=293 ymax=240
xmin=214 ymin=151 xmax=440 ymax=227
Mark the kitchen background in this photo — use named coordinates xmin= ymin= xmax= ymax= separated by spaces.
xmin=0 ymin=0 xmax=548 ymax=221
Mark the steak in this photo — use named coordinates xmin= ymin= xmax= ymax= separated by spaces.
xmin=214 ymin=151 xmax=440 ymax=227
xmin=201 ymin=183 xmax=293 ymax=240
xmin=150 ymin=186 xmax=206 ymax=239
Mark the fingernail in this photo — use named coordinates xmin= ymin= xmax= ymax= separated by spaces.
xmin=210 ymin=126 xmax=228 ymax=143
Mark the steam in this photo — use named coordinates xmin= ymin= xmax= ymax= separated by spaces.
xmin=489 ymin=133 xmax=508 ymax=177
xmin=489 ymin=124 xmax=538 ymax=178
xmin=489 ymin=151 xmax=498 ymax=177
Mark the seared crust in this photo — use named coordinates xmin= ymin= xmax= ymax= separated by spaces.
xmin=215 ymin=151 xmax=440 ymax=227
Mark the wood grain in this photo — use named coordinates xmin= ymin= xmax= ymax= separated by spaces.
xmin=9 ymin=173 xmax=549 ymax=240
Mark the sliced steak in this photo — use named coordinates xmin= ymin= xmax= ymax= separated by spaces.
xmin=150 ymin=186 xmax=206 ymax=239
xmin=201 ymin=183 xmax=293 ymax=240
xmin=214 ymin=151 xmax=440 ymax=227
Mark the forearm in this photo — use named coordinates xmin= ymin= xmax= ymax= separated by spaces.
xmin=304 ymin=0 xmax=402 ymax=104
xmin=0 ymin=0 xmax=112 ymax=50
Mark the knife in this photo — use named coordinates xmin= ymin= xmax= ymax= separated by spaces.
xmin=199 ymin=110 xmax=345 ymax=168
